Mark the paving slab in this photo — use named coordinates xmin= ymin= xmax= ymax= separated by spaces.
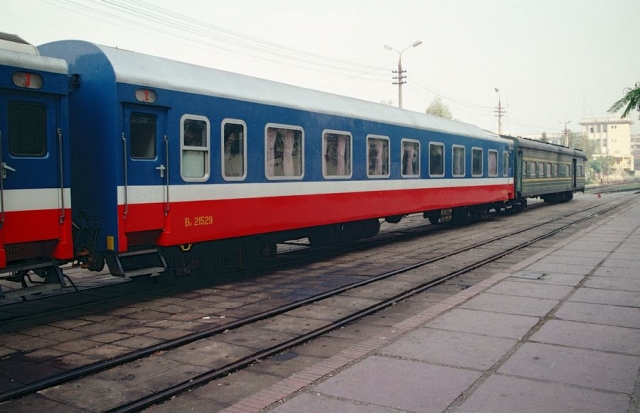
xmin=594 ymin=266 xmax=640 ymax=279
xmin=536 ymin=254 xmax=604 ymax=266
xmin=530 ymin=319 xmax=640 ymax=355
xmin=508 ymin=272 xmax=584 ymax=286
xmin=569 ymin=288 xmax=640 ymax=307
xmin=554 ymin=301 xmax=640 ymax=329
xmin=426 ymin=308 xmax=539 ymax=339
xmin=585 ymin=276 xmax=640 ymax=292
xmin=498 ymin=342 xmax=640 ymax=393
xmin=269 ymin=392 xmax=399 ymax=413
xmin=486 ymin=280 xmax=574 ymax=299
xmin=461 ymin=292 xmax=558 ymax=317
xmin=599 ymin=258 xmax=640 ymax=269
xmin=456 ymin=375 xmax=630 ymax=413
xmin=380 ymin=327 xmax=516 ymax=370
xmin=521 ymin=262 xmax=595 ymax=276
xmin=559 ymin=240 xmax=618 ymax=252
xmin=312 ymin=355 xmax=481 ymax=413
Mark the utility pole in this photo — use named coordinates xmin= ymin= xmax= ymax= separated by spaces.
xmin=561 ymin=120 xmax=571 ymax=147
xmin=494 ymin=88 xmax=505 ymax=135
xmin=392 ymin=59 xmax=406 ymax=109
xmin=384 ymin=41 xmax=422 ymax=109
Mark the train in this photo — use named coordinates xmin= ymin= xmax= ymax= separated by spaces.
xmin=0 ymin=33 xmax=587 ymax=299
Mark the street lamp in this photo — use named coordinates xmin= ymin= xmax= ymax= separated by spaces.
xmin=384 ymin=40 xmax=422 ymax=109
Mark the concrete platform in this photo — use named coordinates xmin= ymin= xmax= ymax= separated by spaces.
xmin=216 ymin=196 xmax=640 ymax=413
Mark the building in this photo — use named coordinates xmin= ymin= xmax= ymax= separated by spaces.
xmin=579 ymin=117 xmax=634 ymax=179
xmin=632 ymin=133 xmax=640 ymax=171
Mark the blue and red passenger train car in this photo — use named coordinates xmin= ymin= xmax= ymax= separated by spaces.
xmin=0 ymin=34 xmax=586 ymax=298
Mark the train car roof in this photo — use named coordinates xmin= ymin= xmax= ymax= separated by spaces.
xmin=506 ymin=135 xmax=587 ymax=159
xmin=0 ymin=47 xmax=67 ymax=75
xmin=40 ymin=40 xmax=510 ymax=145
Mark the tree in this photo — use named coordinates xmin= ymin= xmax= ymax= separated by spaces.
xmin=608 ymin=82 xmax=640 ymax=119
xmin=540 ymin=132 xmax=548 ymax=143
xmin=426 ymin=97 xmax=452 ymax=119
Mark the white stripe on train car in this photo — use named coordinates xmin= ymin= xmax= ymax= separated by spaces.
xmin=2 ymin=188 xmax=71 ymax=212
xmin=116 ymin=178 xmax=512 ymax=205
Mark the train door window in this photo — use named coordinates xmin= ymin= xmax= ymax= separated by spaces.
xmin=552 ymin=164 xmax=558 ymax=177
xmin=8 ymin=102 xmax=47 ymax=157
xmin=488 ymin=150 xmax=498 ymax=177
xmin=537 ymin=163 xmax=544 ymax=177
xmin=181 ymin=115 xmax=210 ymax=181
xmin=130 ymin=113 xmax=156 ymax=159
xmin=323 ymin=131 xmax=352 ymax=178
xmin=472 ymin=148 xmax=483 ymax=177
xmin=545 ymin=163 xmax=551 ymax=177
xmin=222 ymin=120 xmax=246 ymax=180
xmin=502 ymin=151 xmax=510 ymax=177
xmin=367 ymin=135 xmax=390 ymax=178
xmin=429 ymin=142 xmax=444 ymax=177
xmin=266 ymin=124 xmax=304 ymax=179
xmin=567 ymin=165 xmax=571 ymax=176
xmin=452 ymin=145 xmax=465 ymax=177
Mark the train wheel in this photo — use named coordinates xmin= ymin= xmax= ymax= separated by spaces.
xmin=309 ymin=225 xmax=339 ymax=247
xmin=363 ymin=219 xmax=381 ymax=238
xmin=385 ymin=215 xmax=402 ymax=224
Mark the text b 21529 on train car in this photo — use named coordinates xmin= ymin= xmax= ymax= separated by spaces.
xmin=185 ymin=216 xmax=213 ymax=228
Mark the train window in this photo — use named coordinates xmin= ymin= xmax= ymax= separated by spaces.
xmin=402 ymin=139 xmax=420 ymax=177
xmin=472 ymin=148 xmax=483 ymax=176
xmin=488 ymin=150 xmax=498 ymax=177
xmin=559 ymin=164 xmax=568 ymax=177
xmin=222 ymin=120 xmax=246 ymax=180
xmin=429 ymin=143 xmax=444 ymax=177
xmin=323 ymin=131 xmax=352 ymax=178
xmin=130 ymin=113 xmax=156 ymax=159
xmin=8 ymin=102 xmax=47 ymax=157
xmin=181 ymin=116 xmax=210 ymax=180
xmin=567 ymin=165 xmax=572 ymax=176
xmin=502 ymin=151 xmax=510 ymax=177
xmin=545 ymin=163 xmax=551 ymax=177
xmin=452 ymin=145 xmax=465 ymax=177
xmin=367 ymin=135 xmax=390 ymax=177
xmin=266 ymin=125 xmax=304 ymax=179
xmin=552 ymin=164 xmax=558 ymax=177
xmin=537 ymin=163 xmax=544 ymax=177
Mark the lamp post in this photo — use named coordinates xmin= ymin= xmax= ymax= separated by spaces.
xmin=384 ymin=40 xmax=422 ymax=109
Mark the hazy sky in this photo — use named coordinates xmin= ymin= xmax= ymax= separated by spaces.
xmin=3 ymin=0 xmax=639 ymax=135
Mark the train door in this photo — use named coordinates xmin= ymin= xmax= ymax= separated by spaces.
xmin=0 ymin=93 xmax=67 ymax=265
xmin=572 ymin=158 xmax=577 ymax=188
xmin=122 ymin=105 xmax=168 ymax=235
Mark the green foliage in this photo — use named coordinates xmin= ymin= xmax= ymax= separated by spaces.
xmin=426 ymin=97 xmax=453 ymax=119
xmin=608 ymin=82 xmax=640 ymax=119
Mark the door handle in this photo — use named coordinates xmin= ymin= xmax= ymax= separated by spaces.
xmin=2 ymin=162 xmax=16 ymax=179
xmin=156 ymin=164 xmax=166 ymax=178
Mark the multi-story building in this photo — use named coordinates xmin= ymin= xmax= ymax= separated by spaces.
xmin=579 ymin=117 xmax=634 ymax=177
xmin=632 ymin=133 xmax=640 ymax=171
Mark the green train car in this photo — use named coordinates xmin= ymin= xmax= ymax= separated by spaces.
xmin=508 ymin=136 xmax=587 ymax=206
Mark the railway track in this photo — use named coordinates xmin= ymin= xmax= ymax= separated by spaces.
xmin=0 ymin=193 xmax=634 ymax=412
